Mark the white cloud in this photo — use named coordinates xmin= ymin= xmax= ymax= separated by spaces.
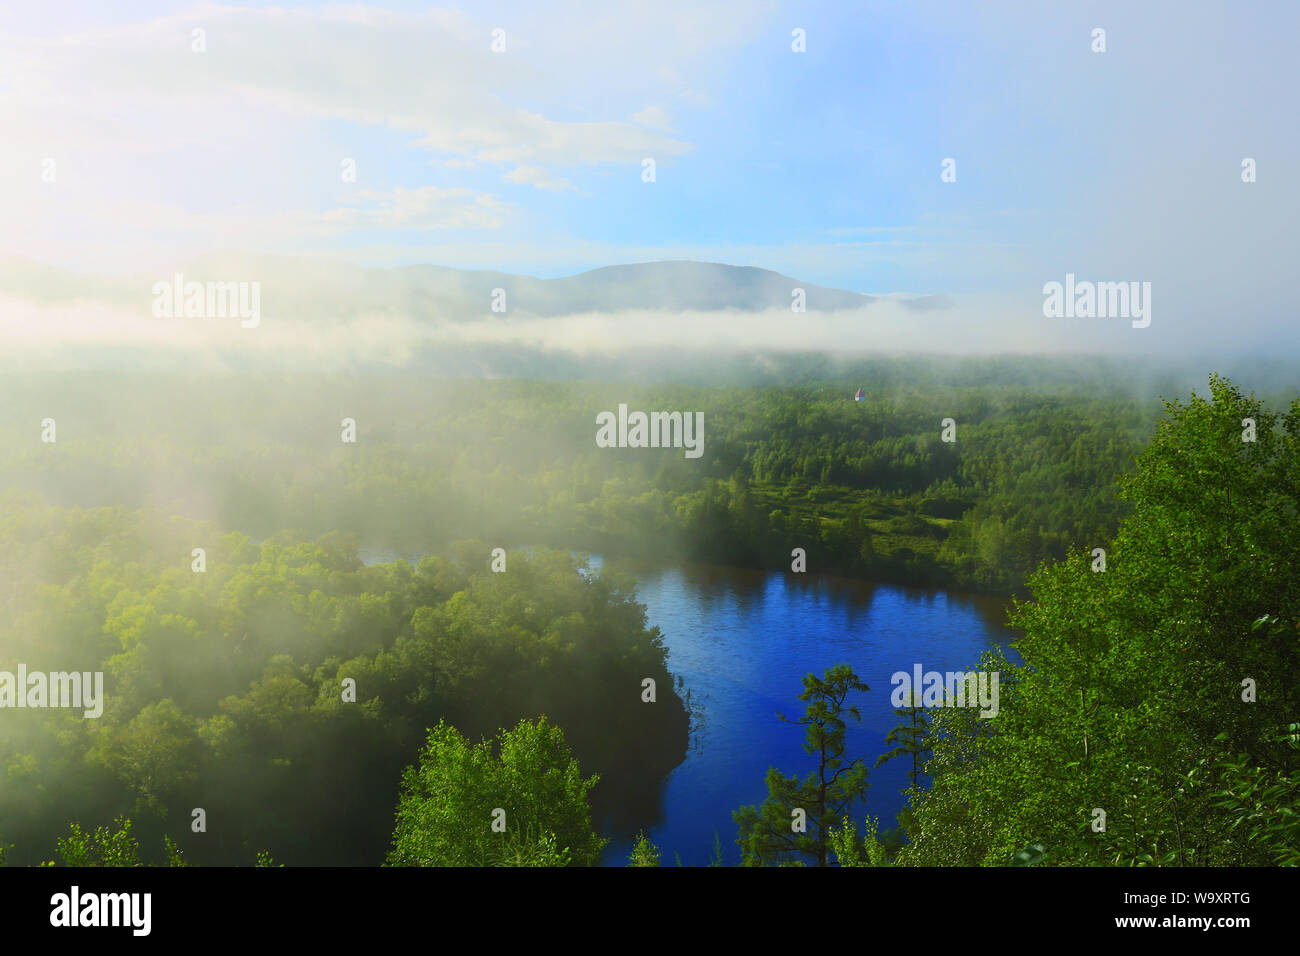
xmin=3 ymin=5 xmax=695 ymax=167
xmin=317 ymin=187 xmax=509 ymax=231
xmin=503 ymin=166 xmax=578 ymax=193
xmin=630 ymin=107 xmax=675 ymax=133
xmin=0 ymin=2 xmax=734 ymax=266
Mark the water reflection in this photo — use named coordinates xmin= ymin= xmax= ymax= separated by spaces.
xmin=588 ymin=553 xmax=1018 ymax=866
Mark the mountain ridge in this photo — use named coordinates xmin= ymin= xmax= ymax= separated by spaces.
xmin=0 ymin=254 xmax=954 ymax=319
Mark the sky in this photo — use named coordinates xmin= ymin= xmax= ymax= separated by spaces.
xmin=1 ymin=0 xmax=1297 ymax=356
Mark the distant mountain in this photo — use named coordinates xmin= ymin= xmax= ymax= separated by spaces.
xmin=469 ymin=260 xmax=875 ymax=314
xmin=0 ymin=254 xmax=904 ymax=319
xmin=186 ymin=255 xmax=880 ymax=319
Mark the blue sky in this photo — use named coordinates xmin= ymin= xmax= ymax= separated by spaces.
xmin=1 ymin=1 xmax=1297 ymax=353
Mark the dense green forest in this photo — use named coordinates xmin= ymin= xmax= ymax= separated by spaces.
xmin=0 ymin=506 xmax=685 ymax=865
xmin=0 ymin=362 xmax=1172 ymax=595
xmin=1 ymin=367 xmax=1296 ymax=866
xmin=896 ymin=376 xmax=1300 ymax=866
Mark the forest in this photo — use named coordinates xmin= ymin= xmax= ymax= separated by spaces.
xmin=0 ymin=360 xmax=1174 ymax=596
xmin=0 ymin=365 xmax=1296 ymax=866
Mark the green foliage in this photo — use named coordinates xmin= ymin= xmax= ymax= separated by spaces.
xmin=86 ymin=699 xmax=200 ymax=813
xmin=387 ymin=716 xmax=606 ymax=867
xmin=735 ymin=664 xmax=871 ymax=866
xmin=708 ymin=831 xmax=725 ymax=867
xmin=44 ymin=818 xmax=277 ymax=867
xmin=491 ymin=831 xmax=572 ymax=867
xmin=902 ymin=376 xmax=1300 ymax=866
xmin=162 ymin=835 xmax=189 ymax=867
xmin=55 ymin=816 xmax=143 ymax=867
xmin=628 ymin=832 xmax=661 ymax=867
xmin=828 ymin=817 xmax=891 ymax=867
xmin=876 ymin=691 xmax=931 ymax=791
xmin=0 ymin=369 xmax=1155 ymax=599
xmin=0 ymin=519 xmax=685 ymax=865
xmin=1008 ymin=844 xmax=1047 ymax=867
xmin=4 ymin=367 xmax=1294 ymax=868
xmin=1208 ymin=725 xmax=1300 ymax=866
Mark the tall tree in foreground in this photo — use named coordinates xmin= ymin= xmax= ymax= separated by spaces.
xmin=877 ymin=689 xmax=932 ymax=790
xmin=734 ymin=663 xmax=870 ymax=866
xmin=387 ymin=716 xmax=606 ymax=867
xmin=875 ymin=688 xmax=932 ymax=842
xmin=901 ymin=375 xmax=1300 ymax=865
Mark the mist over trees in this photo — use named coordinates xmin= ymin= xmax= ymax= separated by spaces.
xmin=0 ymin=503 xmax=685 ymax=865
xmin=0 ymin=360 xmax=1174 ymax=597
xmin=1 ymin=365 xmax=1296 ymax=867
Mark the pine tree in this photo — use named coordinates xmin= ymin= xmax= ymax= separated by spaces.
xmin=627 ymin=832 xmax=661 ymax=867
xmin=876 ymin=689 xmax=931 ymax=790
xmin=734 ymin=663 xmax=871 ymax=866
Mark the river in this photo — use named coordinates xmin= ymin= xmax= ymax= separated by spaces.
xmin=583 ymin=554 xmax=1018 ymax=866
xmin=357 ymin=546 xmax=1018 ymax=867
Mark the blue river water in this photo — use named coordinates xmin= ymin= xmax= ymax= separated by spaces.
xmin=583 ymin=554 xmax=1017 ymax=866
xmin=357 ymin=546 xmax=1017 ymax=867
